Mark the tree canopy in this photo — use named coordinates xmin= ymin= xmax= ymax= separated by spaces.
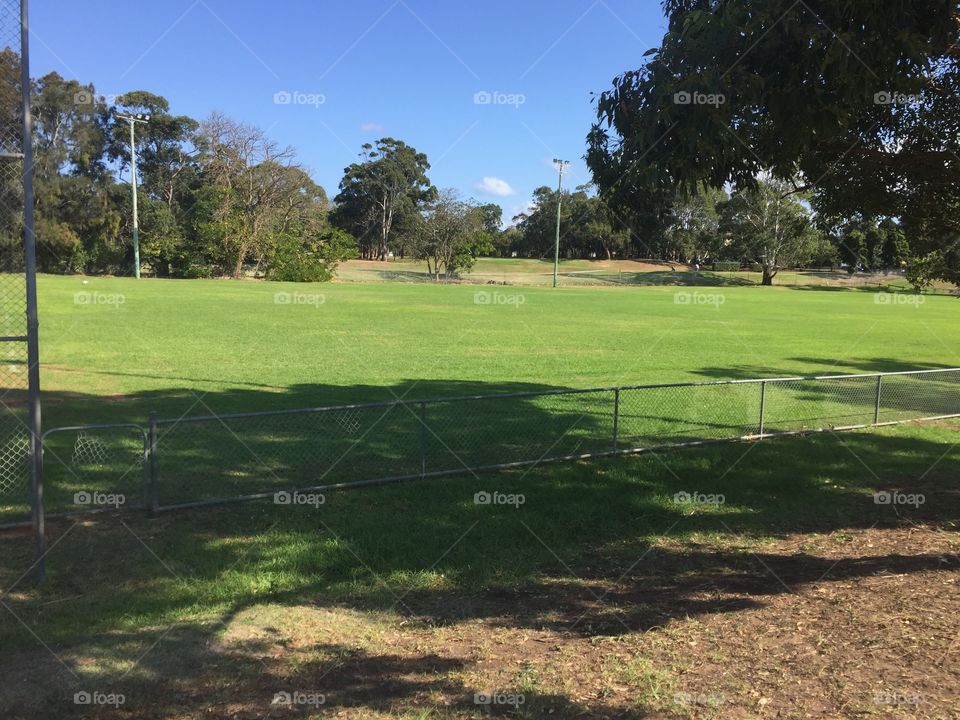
xmin=587 ymin=0 xmax=960 ymax=284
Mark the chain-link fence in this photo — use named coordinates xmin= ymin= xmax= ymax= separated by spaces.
xmin=0 ymin=0 xmax=32 ymax=528
xmin=3 ymin=367 xmax=955 ymax=525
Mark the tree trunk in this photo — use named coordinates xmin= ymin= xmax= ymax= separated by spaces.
xmin=761 ymin=266 xmax=775 ymax=285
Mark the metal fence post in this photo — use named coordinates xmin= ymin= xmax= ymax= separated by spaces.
xmin=419 ymin=402 xmax=427 ymax=477
xmin=874 ymin=375 xmax=883 ymax=425
xmin=758 ymin=381 xmax=767 ymax=437
xmin=612 ymin=388 xmax=620 ymax=452
xmin=149 ymin=412 xmax=159 ymax=514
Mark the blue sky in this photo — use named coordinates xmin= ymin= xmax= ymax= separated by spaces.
xmin=31 ymin=0 xmax=667 ymax=223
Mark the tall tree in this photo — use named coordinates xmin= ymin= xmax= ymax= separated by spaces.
xmin=331 ymin=138 xmax=434 ymax=260
xmin=587 ymin=0 xmax=959 ymax=282
xmin=411 ymin=189 xmax=491 ymax=279
xmin=718 ymin=177 xmax=823 ymax=285
xmin=194 ymin=112 xmax=304 ymax=277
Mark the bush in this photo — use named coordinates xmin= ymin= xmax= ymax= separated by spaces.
xmin=266 ymin=227 xmax=357 ymax=283
xmin=713 ymin=261 xmax=740 ymax=272
xmin=268 ymin=250 xmax=334 ymax=283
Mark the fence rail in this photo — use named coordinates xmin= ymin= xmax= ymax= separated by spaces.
xmin=1 ymin=367 xmax=957 ymax=526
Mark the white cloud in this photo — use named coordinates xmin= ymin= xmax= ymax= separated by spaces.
xmin=360 ymin=122 xmax=386 ymax=133
xmin=505 ymin=201 xmax=536 ymax=227
xmin=474 ymin=176 xmax=516 ymax=197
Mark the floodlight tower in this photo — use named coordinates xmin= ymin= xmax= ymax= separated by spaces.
xmin=116 ymin=112 xmax=150 ymax=278
xmin=552 ymin=159 xmax=570 ymax=288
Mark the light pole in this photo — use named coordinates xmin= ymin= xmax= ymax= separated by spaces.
xmin=116 ymin=112 xmax=149 ymax=278
xmin=552 ymin=158 xmax=569 ymax=288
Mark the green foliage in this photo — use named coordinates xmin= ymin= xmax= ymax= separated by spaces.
xmin=713 ymin=261 xmax=739 ymax=272
xmin=331 ymin=138 xmax=435 ymax=260
xmin=588 ymin=0 xmax=959 ymax=284
xmin=716 ymin=178 xmax=822 ymax=284
xmin=513 ymin=185 xmax=629 ymax=260
xmin=17 ymin=70 xmax=358 ymax=282
xmin=268 ymin=227 xmax=358 ymax=283
xmin=410 ymin=189 xmax=490 ymax=278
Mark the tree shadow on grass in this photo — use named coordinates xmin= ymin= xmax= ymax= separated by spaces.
xmin=580 ymin=270 xmax=757 ymax=287
xmin=1 ymin=383 xmax=959 ymax=718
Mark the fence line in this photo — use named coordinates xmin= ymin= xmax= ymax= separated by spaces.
xmin=1 ymin=367 xmax=957 ymax=527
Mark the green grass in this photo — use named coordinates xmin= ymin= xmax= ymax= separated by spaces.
xmin=3 ymin=274 xmax=954 ymax=518
xmin=1 ymin=423 xmax=957 ymax=703
xmin=32 ymin=273 xmax=960 ymax=426
xmin=1 ymin=274 xmax=958 ymax=718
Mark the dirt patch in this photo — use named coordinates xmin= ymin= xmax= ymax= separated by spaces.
xmin=5 ymin=524 xmax=956 ymax=718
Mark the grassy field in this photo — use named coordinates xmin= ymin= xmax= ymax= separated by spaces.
xmin=335 ymin=257 xmax=952 ymax=291
xmin=1 ymin=271 xmax=958 ymax=718
xmin=31 ymin=271 xmax=960 ymax=427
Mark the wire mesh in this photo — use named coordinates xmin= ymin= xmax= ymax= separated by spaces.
xmin=40 ymin=426 xmax=147 ymax=515
xmin=14 ymin=368 xmax=958 ymax=520
xmin=763 ymin=375 xmax=880 ymax=433
xmin=876 ymin=369 xmax=960 ymax=423
xmin=617 ymin=381 xmax=762 ymax=449
xmin=154 ymin=402 xmax=423 ymax=506
xmin=424 ymin=389 xmax=614 ymax=474
xmin=0 ymin=0 xmax=27 ymax=526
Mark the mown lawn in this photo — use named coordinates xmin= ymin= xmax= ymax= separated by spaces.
xmin=0 ymin=275 xmax=958 ymax=718
xmin=33 ymin=273 xmax=960 ymax=427
xmin=1 ymin=422 xmax=958 ymax=718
